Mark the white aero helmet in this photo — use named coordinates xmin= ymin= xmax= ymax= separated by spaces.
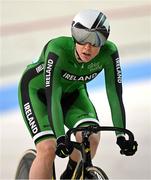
xmin=71 ymin=9 xmax=110 ymax=47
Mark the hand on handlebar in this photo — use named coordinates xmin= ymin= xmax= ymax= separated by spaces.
xmin=116 ymin=136 xmax=138 ymax=156
xmin=56 ymin=136 xmax=74 ymax=158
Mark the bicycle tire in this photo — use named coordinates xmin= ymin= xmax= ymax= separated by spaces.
xmin=85 ymin=166 xmax=109 ymax=180
xmin=15 ymin=149 xmax=36 ymax=179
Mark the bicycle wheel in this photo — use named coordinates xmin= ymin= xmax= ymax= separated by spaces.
xmin=85 ymin=166 xmax=109 ymax=180
xmin=15 ymin=149 xmax=36 ymax=179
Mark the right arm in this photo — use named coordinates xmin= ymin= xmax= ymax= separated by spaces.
xmin=43 ymin=43 xmax=65 ymax=138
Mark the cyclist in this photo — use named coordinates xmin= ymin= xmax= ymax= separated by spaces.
xmin=18 ymin=9 xmax=137 ymax=179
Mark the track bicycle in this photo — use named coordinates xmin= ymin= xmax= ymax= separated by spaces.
xmin=15 ymin=125 xmax=135 ymax=179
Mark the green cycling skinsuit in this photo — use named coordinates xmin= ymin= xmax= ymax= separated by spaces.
xmin=18 ymin=36 xmax=125 ymax=144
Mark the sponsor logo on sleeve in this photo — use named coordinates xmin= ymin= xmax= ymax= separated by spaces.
xmin=115 ymin=58 xmax=122 ymax=83
xmin=45 ymin=59 xmax=54 ymax=87
xmin=36 ymin=64 xmax=44 ymax=73
xmin=24 ymin=102 xmax=38 ymax=134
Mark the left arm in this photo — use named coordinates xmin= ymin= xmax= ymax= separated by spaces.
xmin=104 ymin=46 xmax=126 ymax=135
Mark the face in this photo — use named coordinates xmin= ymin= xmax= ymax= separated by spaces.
xmin=75 ymin=43 xmax=100 ymax=63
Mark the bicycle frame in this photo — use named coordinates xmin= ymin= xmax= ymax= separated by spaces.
xmin=65 ymin=125 xmax=135 ymax=179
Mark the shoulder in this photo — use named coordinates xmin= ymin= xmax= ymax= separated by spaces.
xmin=42 ymin=36 xmax=74 ymax=58
xmin=40 ymin=36 xmax=74 ymax=59
xmin=102 ymin=41 xmax=118 ymax=54
xmin=46 ymin=36 xmax=74 ymax=49
xmin=99 ymin=41 xmax=120 ymax=67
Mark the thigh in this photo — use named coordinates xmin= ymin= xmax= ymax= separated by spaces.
xmin=64 ymin=86 xmax=99 ymax=129
xmin=18 ymin=67 xmax=54 ymax=144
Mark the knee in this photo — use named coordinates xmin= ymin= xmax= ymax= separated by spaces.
xmin=36 ymin=138 xmax=57 ymax=160
xmin=89 ymin=133 xmax=100 ymax=158
xmin=89 ymin=132 xmax=100 ymax=148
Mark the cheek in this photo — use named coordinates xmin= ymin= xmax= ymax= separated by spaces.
xmin=92 ymin=49 xmax=100 ymax=57
xmin=76 ymin=46 xmax=80 ymax=53
xmin=76 ymin=45 xmax=81 ymax=54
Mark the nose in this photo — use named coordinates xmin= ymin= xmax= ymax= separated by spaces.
xmin=84 ymin=43 xmax=91 ymax=50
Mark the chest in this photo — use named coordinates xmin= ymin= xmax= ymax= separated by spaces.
xmin=61 ymin=61 xmax=103 ymax=83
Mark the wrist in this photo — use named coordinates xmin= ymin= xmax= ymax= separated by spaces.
xmin=57 ymin=135 xmax=65 ymax=144
xmin=116 ymin=134 xmax=125 ymax=138
xmin=116 ymin=134 xmax=125 ymax=139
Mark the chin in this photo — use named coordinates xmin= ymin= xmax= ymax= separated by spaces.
xmin=83 ymin=58 xmax=92 ymax=62
xmin=80 ymin=56 xmax=92 ymax=62
xmin=84 ymin=60 xmax=91 ymax=63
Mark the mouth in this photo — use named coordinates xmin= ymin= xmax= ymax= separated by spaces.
xmin=80 ymin=52 xmax=92 ymax=62
xmin=82 ymin=52 xmax=91 ymax=57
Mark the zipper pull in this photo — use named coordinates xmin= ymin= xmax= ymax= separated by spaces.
xmin=81 ymin=63 xmax=84 ymax=69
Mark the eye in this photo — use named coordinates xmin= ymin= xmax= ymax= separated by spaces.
xmin=77 ymin=41 xmax=86 ymax=45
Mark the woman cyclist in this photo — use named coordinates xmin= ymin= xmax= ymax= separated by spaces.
xmin=18 ymin=9 xmax=137 ymax=179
